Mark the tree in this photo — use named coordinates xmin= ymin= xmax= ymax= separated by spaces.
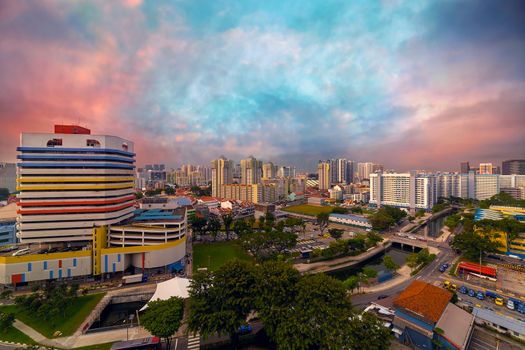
xmin=0 ymin=312 xmax=15 ymax=332
xmin=406 ymin=253 xmax=420 ymax=270
xmin=165 ymin=186 xmax=175 ymax=195
xmin=451 ymin=229 xmax=502 ymax=261
xmin=369 ymin=211 xmax=394 ymax=231
xmin=233 ymin=219 xmax=251 ymax=238
xmin=343 ymin=275 xmax=359 ymax=293
xmin=188 ymin=260 xmax=257 ymax=349
xmin=141 ymin=297 xmax=184 ymax=349
xmin=316 ymin=212 xmax=330 ymax=235
xmin=266 ymin=274 xmax=354 ymax=349
xmin=362 ymin=267 xmax=378 ymax=279
xmin=135 ymin=191 xmax=144 ymax=199
xmin=206 ymin=216 xmax=221 ymax=241
xmin=191 ymin=217 xmax=207 ymax=236
xmin=269 ymin=230 xmax=297 ymax=254
xmin=343 ymin=312 xmax=391 ymax=350
xmin=383 ymin=256 xmax=400 ymax=272
xmin=329 ymin=228 xmax=344 ymax=240
xmin=331 ymin=206 xmax=348 ymax=214
xmin=350 ymin=206 xmax=363 ymax=214
xmin=255 ymin=261 xmax=301 ymax=341
xmin=221 ymin=213 xmax=234 ymax=240
xmin=264 ymin=213 xmax=276 ymax=230
xmin=415 ymin=209 xmax=425 ymax=218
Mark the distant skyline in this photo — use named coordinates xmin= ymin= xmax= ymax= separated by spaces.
xmin=1 ymin=1 xmax=524 ymax=171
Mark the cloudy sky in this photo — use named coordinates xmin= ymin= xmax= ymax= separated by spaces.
xmin=1 ymin=0 xmax=524 ymax=171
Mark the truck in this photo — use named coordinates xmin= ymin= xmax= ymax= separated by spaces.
xmin=122 ymin=273 xmax=147 ymax=285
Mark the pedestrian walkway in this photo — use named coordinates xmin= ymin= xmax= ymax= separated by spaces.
xmin=360 ymin=265 xmax=412 ymax=293
xmin=187 ymin=333 xmax=200 ymax=350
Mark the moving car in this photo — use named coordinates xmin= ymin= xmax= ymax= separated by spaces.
xmin=377 ymin=295 xmax=389 ymax=300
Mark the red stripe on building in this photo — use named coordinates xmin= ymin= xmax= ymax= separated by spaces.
xmin=19 ymin=195 xmax=135 ymax=207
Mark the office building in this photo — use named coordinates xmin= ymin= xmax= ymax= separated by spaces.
xmin=0 ymin=163 xmax=16 ymax=193
xmin=240 ymin=156 xmax=262 ymax=185
xmin=318 ymin=161 xmax=332 ymax=190
xmin=211 ymin=156 xmax=234 ymax=198
xmin=502 ymin=159 xmax=525 ymax=175
xmin=460 ymin=162 xmax=470 ymax=174
xmin=16 ymin=125 xmax=136 ymax=243
xmin=1 ymin=125 xmax=187 ymax=285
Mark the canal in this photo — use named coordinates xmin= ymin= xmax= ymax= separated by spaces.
xmin=327 ymin=247 xmax=412 ymax=281
xmin=89 ymin=300 xmax=146 ymax=330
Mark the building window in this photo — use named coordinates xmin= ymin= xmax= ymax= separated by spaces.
xmin=49 ymin=270 xmax=54 ymax=279
xmin=122 ymin=143 xmax=128 ymax=151
xmin=43 ymin=261 xmax=48 ymax=270
xmin=117 ymin=254 xmax=121 ymax=263
xmin=73 ymin=258 xmax=77 ymax=267
xmin=46 ymin=138 xmax=63 ymax=147
xmin=86 ymin=139 xmax=101 ymax=148
xmin=27 ymin=263 xmax=32 ymax=272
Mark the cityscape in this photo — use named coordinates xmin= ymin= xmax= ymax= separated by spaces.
xmin=1 ymin=1 xmax=525 ymax=350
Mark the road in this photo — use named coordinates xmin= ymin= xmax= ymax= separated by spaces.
xmin=468 ymin=326 xmax=524 ymax=350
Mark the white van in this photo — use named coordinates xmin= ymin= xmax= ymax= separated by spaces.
xmin=12 ymin=248 xmax=30 ymax=257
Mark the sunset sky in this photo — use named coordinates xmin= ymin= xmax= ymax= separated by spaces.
xmin=1 ymin=0 xmax=524 ymax=171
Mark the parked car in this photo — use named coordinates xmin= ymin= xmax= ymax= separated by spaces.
xmin=468 ymin=289 xmax=476 ymax=297
xmin=476 ymin=292 xmax=485 ymax=300
xmin=459 ymin=286 xmax=468 ymax=294
xmin=495 ymin=298 xmax=504 ymax=306
xmin=238 ymin=325 xmax=253 ymax=335
xmin=507 ymin=300 xmax=515 ymax=310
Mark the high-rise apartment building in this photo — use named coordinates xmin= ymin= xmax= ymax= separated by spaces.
xmin=240 ymin=156 xmax=262 ymax=185
xmin=277 ymin=166 xmax=296 ymax=178
xmin=318 ymin=161 xmax=331 ymax=190
xmin=16 ymin=125 xmax=136 ymax=243
xmin=357 ymin=162 xmax=374 ymax=181
xmin=474 ymin=174 xmax=499 ymax=200
xmin=479 ymin=163 xmax=494 ymax=175
xmin=335 ymin=159 xmax=348 ymax=184
xmin=211 ymin=156 xmax=234 ymax=198
xmin=370 ymin=172 xmax=437 ymax=210
xmin=262 ymin=162 xmax=277 ymax=179
xmin=0 ymin=163 xmax=16 ymax=193
xmin=460 ymin=162 xmax=470 ymax=174
xmin=502 ymin=160 xmax=525 ymax=175
xmin=347 ymin=160 xmax=355 ymax=184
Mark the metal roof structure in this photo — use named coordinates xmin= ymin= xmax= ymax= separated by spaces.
xmin=472 ymin=307 xmax=525 ymax=336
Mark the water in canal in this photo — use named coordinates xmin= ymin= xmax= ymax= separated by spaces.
xmin=328 ymin=247 xmax=411 ymax=281
xmin=416 ymin=215 xmax=446 ymax=238
xmin=89 ymin=300 xmax=146 ymax=329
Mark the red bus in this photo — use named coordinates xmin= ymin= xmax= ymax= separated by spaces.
xmin=111 ymin=337 xmax=160 ymax=350
xmin=458 ymin=262 xmax=497 ymax=278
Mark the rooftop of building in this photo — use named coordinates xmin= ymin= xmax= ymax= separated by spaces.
xmin=394 ymin=281 xmax=452 ymax=323
xmin=0 ymin=203 xmax=17 ymax=221
xmin=472 ymin=307 xmax=525 ymax=335
xmin=435 ymin=303 xmax=474 ymax=350
xmin=329 ymin=213 xmax=370 ymax=223
xmin=131 ymin=208 xmax=186 ymax=222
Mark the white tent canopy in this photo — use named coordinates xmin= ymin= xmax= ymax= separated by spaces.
xmin=140 ymin=277 xmax=191 ymax=311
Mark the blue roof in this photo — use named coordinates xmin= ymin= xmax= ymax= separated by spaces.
xmin=133 ymin=209 xmax=183 ymax=222
xmin=472 ymin=307 xmax=525 ymax=335
xmin=329 ymin=213 xmax=370 ymax=223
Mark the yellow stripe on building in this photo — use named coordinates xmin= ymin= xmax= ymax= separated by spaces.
xmin=17 ymin=182 xmax=135 ymax=191
xmin=17 ymin=177 xmax=134 ymax=183
xmin=0 ymin=250 xmax=92 ymax=264
xmin=101 ymin=236 xmax=186 ymax=254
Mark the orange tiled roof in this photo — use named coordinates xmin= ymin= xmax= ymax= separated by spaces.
xmin=393 ymin=281 xmax=452 ymax=323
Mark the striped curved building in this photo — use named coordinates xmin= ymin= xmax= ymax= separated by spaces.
xmin=16 ymin=125 xmax=136 ymax=243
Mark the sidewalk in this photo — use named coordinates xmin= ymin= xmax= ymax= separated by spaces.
xmin=360 ymin=265 xmax=412 ymax=293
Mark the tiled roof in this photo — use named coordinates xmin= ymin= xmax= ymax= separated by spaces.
xmin=394 ymin=281 xmax=452 ymax=323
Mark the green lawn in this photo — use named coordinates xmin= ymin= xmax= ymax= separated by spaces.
xmin=0 ymin=293 xmax=105 ymax=338
xmin=193 ymin=241 xmax=253 ymax=272
xmin=0 ymin=326 xmax=36 ymax=345
xmin=281 ymin=204 xmax=334 ymax=216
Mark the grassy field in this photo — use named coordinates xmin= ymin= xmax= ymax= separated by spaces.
xmin=0 ymin=326 xmax=36 ymax=345
xmin=281 ymin=204 xmax=334 ymax=216
xmin=193 ymin=241 xmax=253 ymax=272
xmin=0 ymin=293 xmax=105 ymax=338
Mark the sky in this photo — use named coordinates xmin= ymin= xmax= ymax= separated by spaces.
xmin=1 ymin=0 xmax=524 ymax=172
